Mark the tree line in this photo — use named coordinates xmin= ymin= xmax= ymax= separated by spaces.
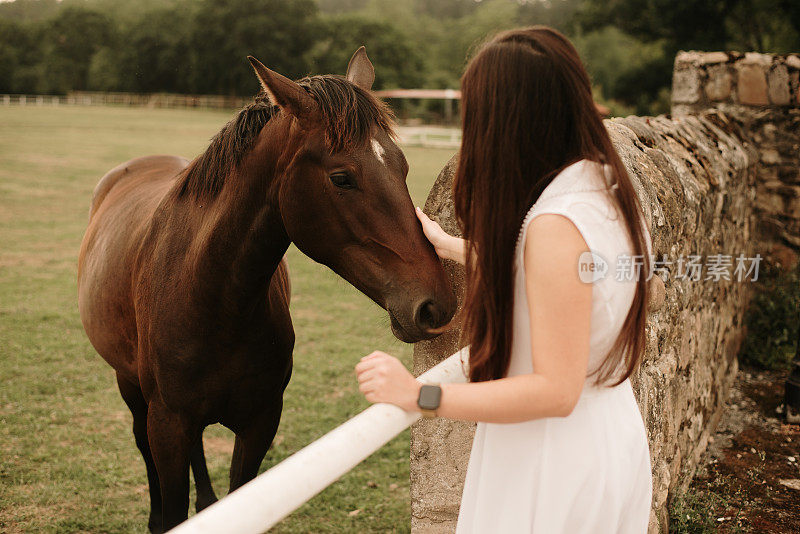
xmin=1 ymin=0 xmax=798 ymax=116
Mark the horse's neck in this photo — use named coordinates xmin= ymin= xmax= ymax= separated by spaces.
xmin=206 ymin=188 xmax=289 ymax=299
xmin=179 ymin=133 xmax=290 ymax=314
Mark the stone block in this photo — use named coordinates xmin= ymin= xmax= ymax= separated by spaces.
xmin=736 ymin=63 xmax=769 ymax=105
xmin=648 ymin=275 xmax=666 ymax=311
xmin=698 ymin=52 xmax=730 ymax=65
xmin=785 ymin=55 xmax=800 ymax=70
xmin=705 ymin=64 xmax=732 ymax=101
xmin=743 ymin=52 xmax=772 ymax=66
xmin=761 ymin=148 xmax=782 ymax=165
xmin=672 ymin=68 xmax=701 ymax=104
xmin=674 ymin=51 xmax=703 ymax=67
xmin=793 ymin=71 xmax=800 ymax=105
xmin=768 ymin=64 xmax=791 ymax=105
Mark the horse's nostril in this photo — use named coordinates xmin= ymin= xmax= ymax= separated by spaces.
xmin=415 ymin=300 xmax=439 ymax=330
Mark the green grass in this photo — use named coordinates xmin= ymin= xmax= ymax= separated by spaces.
xmin=668 ymin=478 xmax=748 ymax=534
xmin=740 ymin=264 xmax=800 ymax=370
xmin=0 ymin=104 xmax=455 ymax=533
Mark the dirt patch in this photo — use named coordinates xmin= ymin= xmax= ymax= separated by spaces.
xmin=202 ymin=433 xmax=284 ymax=457
xmin=681 ymin=367 xmax=800 ymax=532
xmin=204 ymin=435 xmax=235 ymax=456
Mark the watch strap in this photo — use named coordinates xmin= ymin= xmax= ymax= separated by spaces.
xmin=420 ymin=407 xmax=437 ymax=418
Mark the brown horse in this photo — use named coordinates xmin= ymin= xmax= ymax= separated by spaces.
xmin=77 ymin=48 xmax=456 ymax=532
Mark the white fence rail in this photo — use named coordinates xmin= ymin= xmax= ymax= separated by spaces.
xmin=0 ymin=92 xmax=249 ymax=109
xmin=170 ymin=349 xmax=469 ymax=534
xmin=1 ymin=94 xmax=64 ymax=107
xmin=395 ymin=126 xmax=461 ymax=149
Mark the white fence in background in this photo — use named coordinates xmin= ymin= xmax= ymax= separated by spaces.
xmin=374 ymin=88 xmax=461 ymax=123
xmin=1 ymin=93 xmax=462 ymax=149
xmin=1 ymin=94 xmax=64 ymax=107
xmin=396 ymin=126 xmax=461 ymax=149
xmin=170 ymin=349 xmax=469 ymax=534
xmin=0 ymin=92 xmax=249 ymax=109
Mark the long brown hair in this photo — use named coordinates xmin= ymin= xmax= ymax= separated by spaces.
xmin=454 ymin=26 xmax=650 ymax=386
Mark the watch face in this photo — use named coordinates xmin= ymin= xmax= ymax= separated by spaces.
xmin=418 ymin=384 xmax=441 ymax=410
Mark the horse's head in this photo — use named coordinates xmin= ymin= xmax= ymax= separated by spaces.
xmin=248 ymin=49 xmax=456 ymax=343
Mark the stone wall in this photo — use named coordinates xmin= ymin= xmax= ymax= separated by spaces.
xmin=410 ymin=51 xmax=799 ymax=533
xmin=672 ymin=51 xmax=800 ymax=266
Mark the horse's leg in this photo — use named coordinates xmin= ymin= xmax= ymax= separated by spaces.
xmin=228 ymin=400 xmax=283 ymax=492
xmin=116 ymin=374 xmax=164 ymax=534
xmin=147 ymin=400 xmax=195 ymax=531
xmin=190 ymin=435 xmax=218 ymax=512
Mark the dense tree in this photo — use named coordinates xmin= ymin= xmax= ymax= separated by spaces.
xmin=782 ymin=0 xmax=800 ymax=34
xmin=0 ymin=0 xmax=61 ymax=22
xmin=577 ymin=0 xmax=799 ymax=53
xmin=38 ymin=7 xmax=116 ymax=93
xmin=310 ymin=15 xmax=425 ymax=88
xmin=113 ymin=7 xmax=193 ymax=93
xmin=517 ymin=0 xmax=581 ymax=32
xmin=414 ymin=0 xmax=480 ymax=20
xmin=317 ymin=0 xmax=368 ymax=14
xmin=572 ymin=25 xmax=670 ymax=115
xmin=1 ymin=0 xmax=798 ymax=116
xmin=725 ymin=0 xmax=800 ymax=53
xmin=0 ymin=20 xmax=42 ymax=93
xmin=187 ymin=0 xmax=319 ymax=95
xmin=576 ymin=0 xmax=734 ymax=51
xmin=573 ymin=0 xmax=800 ymax=112
xmin=437 ymin=0 xmax=520 ymax=82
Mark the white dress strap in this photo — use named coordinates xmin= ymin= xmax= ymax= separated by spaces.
xmin=515 ymin=202 xmax=540 ymax=268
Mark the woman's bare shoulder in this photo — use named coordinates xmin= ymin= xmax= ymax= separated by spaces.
xmin=525 ymin=214 xmax=590 ymax=279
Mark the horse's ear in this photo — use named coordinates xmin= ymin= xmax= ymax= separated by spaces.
xmin=248 ymin=56 xmax=319 ymax=123
xmin=346 ymin=46 xmax=375 ymax=91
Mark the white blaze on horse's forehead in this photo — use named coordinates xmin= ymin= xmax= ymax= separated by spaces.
xmin=371 ymin=138 xmax=386 ymax=164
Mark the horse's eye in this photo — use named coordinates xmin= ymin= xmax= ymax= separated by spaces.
xmin=329 ymin=172 xmax=355 ymax=190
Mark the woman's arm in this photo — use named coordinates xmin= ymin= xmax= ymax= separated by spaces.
xmin=356 ymin=214 xmax=592 ymax=424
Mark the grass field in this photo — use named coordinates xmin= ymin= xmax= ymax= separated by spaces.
xmin=0 ymin=104 xmax=455 ymax=533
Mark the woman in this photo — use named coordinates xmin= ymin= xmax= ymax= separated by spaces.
xmin=355 ymin=26 xmax=652 ymax=533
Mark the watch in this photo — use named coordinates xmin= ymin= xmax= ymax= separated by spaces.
xmin=417 ymin=384 xmax=442 ymax=418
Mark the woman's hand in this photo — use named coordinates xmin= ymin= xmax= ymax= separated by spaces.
xmin=415 ymin=207 xmax=466 ymax=264
xmin=355 ymin=351 xmax=422 ymax=412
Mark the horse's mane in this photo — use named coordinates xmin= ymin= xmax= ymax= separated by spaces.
xmin=177 ymin=74 xmax=395 ymax=199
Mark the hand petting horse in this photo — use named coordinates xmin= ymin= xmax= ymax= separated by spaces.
xmin=77 ymin=47 xmax=456 ymax=533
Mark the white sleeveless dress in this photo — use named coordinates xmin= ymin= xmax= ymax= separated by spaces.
xmin=455 ymin=159 xmax=652 ymax=533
